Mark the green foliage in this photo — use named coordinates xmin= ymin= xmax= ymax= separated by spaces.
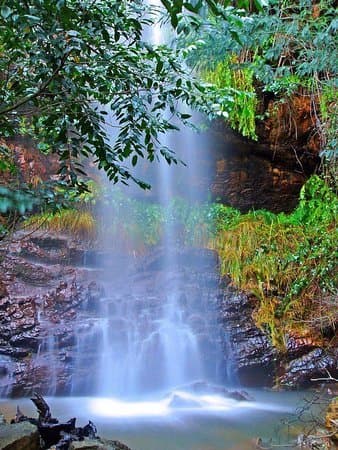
xmin=204 ymin=56 xmax=258 ymax=139
xmin=287 ymin=175 xmax=337 ymax=226
xmin=0 ymin=0 xmax=234 ymax=194
xmin=0 ymin=144 xmax=16 ymax=174
xmin=24 ymin=208 xmax=96 ymax=240
xmin=209 ymin=175 xmax=337 ymax=349
xmin=183 ymin=0 xmax=337 ymax=164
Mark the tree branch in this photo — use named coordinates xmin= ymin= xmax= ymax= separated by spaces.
xmin=0 ymin=53 xmax=70 ymax=116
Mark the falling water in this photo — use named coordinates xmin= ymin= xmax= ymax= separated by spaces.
xmin=69 ymin=1 xmax=225 ymax=399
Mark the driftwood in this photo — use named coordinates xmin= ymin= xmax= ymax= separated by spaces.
xmin=39 ymin=417 xmax=76 ymax=449
xmin=11 ymin=405 xmax=29 ymax=423
xmin=12 ymin=393 xmax=102 ymax=450
xmin=11 ymin=393 xmax=133 ymax=449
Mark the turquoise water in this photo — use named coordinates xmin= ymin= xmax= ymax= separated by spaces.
xmin=0 ymin=389 xmax=317 ymax=450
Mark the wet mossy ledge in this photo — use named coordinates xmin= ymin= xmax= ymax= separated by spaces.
xmin=15 ymin=174 xmax=337 ymax=388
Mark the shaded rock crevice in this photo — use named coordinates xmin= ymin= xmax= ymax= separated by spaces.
xmin=209 ymin=91 xmax=321 ymax=213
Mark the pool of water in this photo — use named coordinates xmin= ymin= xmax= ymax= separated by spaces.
xmin=0 ymin=389 xmax=315 ymax=450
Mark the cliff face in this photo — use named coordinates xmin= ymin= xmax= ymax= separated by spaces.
xmin=219 ymin=279 xmax=338 ymax=389
xmin=0 ymin=234 xmax=222 ymax=397
xmin=210 ymin=94 xmax=321 ymax=212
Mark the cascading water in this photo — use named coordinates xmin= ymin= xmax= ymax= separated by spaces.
xmin=69 ymin=1 xmax=226 ymax=400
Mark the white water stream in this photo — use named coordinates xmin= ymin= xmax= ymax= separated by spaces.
xmin=70 ymin=0 xmax=224 ymax=400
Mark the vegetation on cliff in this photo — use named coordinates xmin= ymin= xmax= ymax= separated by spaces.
xmin=184 ymin=0 xmax=337 ymax=180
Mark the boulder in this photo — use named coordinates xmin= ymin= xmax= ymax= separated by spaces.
xmin=69 ymin=438 xmax=131 ymax=450
xmin=168 ymin=393 xmax=202 ymax=408
xmin=0 ymin=421 xmax=39 ymax=450
xmin=175 ymin=381 xmax=253 ymax=401
xmin=279 ymin=348 xmax=338 ymax=388
xmin=70 ymin=438 xmax=132 ymax=450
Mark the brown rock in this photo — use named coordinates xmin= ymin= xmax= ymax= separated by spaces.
xmin=0 ymin=422 xmax=39 ymax=450
xmin=0 ymin=280 xmax=8 ymax=299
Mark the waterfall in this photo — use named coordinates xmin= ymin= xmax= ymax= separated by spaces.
xmin=69 ymin=1 xmax=226 ymax=399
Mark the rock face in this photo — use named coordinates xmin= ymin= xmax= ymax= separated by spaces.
xmin=209 ymin=92 xmax=321 ymax=213
xmin=219 ymin=281 xmax=277 ymax=386
xmin=0 ymin=233 xmax=222 ymax=397
xmin=0 ymin=422 xmax=39 ymax=450
xmin=0 ymin=232 xmax=104 ymax=396
xmin=219 ymin=278 xmax=338 ymax=388
xmin=0 ymin=230 xmax=335 ymax=394
xmin=279 ymin=348 xmax=338 ymax=388
xmin=209 ymin=119 xmax=320 ymax=213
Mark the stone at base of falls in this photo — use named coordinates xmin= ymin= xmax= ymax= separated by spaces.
xmin=177 ymin=381 xmax=253 ymax=401
xmin=69 ymin=438 xmax=132 ymax=450
xmin=168 ymin=394 xmax=202 ymax=408
xmin=0 ymin=421 xmax=39 ymax=450
xmin=279 ymin=348 xmax=338 ymax=388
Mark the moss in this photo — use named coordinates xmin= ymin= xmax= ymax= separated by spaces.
xmin=208 ymin=176 xmax=337 ymax=350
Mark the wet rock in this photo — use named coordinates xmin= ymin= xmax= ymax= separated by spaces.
xmin=227 ymin=390 xmax=253 ymax=402
xmin=168 ymin=394 xmax=202 ymax=408
xmin=9 ymin=331 xmax=40 ymax=351
xmin=30 ymin=236 xmax=68 ymax=251
xmin=70 ymin=439 xmax=132 ymax=450
xmin=0 ymin=421 xmax=39 ymax=450
xmin=0 ymin=346 xmax=30 ymax=357
xmin=285 ymin=332 xmax=321 ymax=360
xmin=0 ymin=279 xmax=8 ymax=299
xmin=4 ymin=258 xmax=56 ymax=286
xmin=0 ymin=365 xmax=8 ymax=376
xmin=279 ymin=348 xmax=338 ymax=388
xmin=219 ymin=284 xmax=277 ymax=386
xmin=20 ymin=235 xmax=79 ymax=266
xmin=0 ymin=236 xmax=222 ymax=396
xmin=0 ymin=297 xmax=10 ymax=310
